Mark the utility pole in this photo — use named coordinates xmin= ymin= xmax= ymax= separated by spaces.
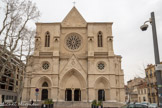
xmin=140 ymin=12 xmax=162 ymax=107
xmin=151 ymin=12 xmax=162 ymax=107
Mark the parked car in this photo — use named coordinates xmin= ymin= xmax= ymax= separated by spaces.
xmin=148 ymin=103 xmax=157 ymax=108
xmin=126 ymin=103 xmax=148 ymax=108
xmin=141 ymin=102 xmax=150 ymax=106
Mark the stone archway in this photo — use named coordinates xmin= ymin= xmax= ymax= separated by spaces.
xmin=36 ymin=76 xmax=52 ymax=101
xmin=60 ymin=69 xmax=86 ymax=101
xmin=94 ymin=77 xmax=110 ymax=101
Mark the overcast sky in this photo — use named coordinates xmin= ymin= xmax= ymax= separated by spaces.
xmin=33 ymin=0 xmax=162 ymax=83
xmin=1 ymin=0 xmax=162 ymax=84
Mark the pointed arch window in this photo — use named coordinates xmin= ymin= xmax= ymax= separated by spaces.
xmin=98 ymin=31 xmax=103 ymax=47
xmin=45 ymin=31 xmax=50 ymax=47
xmin=42 ymin=82 xmax=48 ymax=87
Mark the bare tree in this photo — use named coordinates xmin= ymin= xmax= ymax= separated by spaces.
xmin=16 ymin=29 xmax=36 ymax=103
xmin=0 ymin=0 xmax=40 ymax=103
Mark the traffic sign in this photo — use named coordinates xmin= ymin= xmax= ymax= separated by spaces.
xmin=35 ymin=88 xmax=39 ymax=92
xmin=155 ymin=64 xmax=162 ymax=70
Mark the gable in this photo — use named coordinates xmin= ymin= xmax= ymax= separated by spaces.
xmin=61 ymin=7 xmax=87 ymax=27
xmin=60 ymin=54 xmax=86 ymax=77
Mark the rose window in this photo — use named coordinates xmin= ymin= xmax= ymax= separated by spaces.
xmin=42 ymin=62 xmax=49 ymax=70
xmin=98 ymin=63 xmax=105 ymax=70
xmin=66 ymin=33 xmax=81 ymax=50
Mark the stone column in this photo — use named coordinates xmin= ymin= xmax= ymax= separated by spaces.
xmin=72 ymin=88 xmax=74 ymax=101
xmin=95 ymin=89 xmax=98 ymax=101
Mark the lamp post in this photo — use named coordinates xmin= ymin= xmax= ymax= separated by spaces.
xmin=140 ymin=12 xmax=162 ymax=107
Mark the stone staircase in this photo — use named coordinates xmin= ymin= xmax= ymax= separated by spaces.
xmin=53 ymin=102 xmax=124 ymax=108
xmin=54 ymin=102 xmax=91 ymax=108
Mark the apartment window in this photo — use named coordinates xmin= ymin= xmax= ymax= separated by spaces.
xmin=146 ymin=71 xmax=148 ymax=77
xmin=150 ymin=69 xmax=152 ymax=77
xmin=143 ymin=97 xmax=146 ymax=101
xmin=153 ymin=98 xmax=155 ymax=103
xmin=0 ymin=84 xmax=5 ymax=89
xmin=8 ymin=86 xmax=13 ymax=91
xmin=149 ymin=98 xmax=151 ymax=103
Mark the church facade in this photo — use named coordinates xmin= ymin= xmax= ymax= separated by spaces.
xmin=22 ymin=7 xmax=125 ymax=103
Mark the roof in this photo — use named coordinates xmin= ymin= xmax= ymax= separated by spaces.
xmin=36 ymin=7 xmax=113 ymax=26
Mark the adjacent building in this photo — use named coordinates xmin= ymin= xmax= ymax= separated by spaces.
xmin=126 ymin=62 xmax=162 ymax=104
xmin=126 ymin=77 xmax=144 ymax=103
xmin=0 ymin=46 xmax=24 ymax=103
xmin=145 ymin=63 xmax=162 ymax=103
xmin=22 ymin=7 xmax=125 ymax=107
xmin=137 ymin=81 xmax=148 ymax=103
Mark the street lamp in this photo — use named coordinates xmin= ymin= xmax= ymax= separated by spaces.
xmin=140 ymin=12 xmax=162 ymax=107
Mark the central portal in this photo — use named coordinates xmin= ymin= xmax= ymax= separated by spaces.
xmin=74 ymin=89 xmax=81 ymax=101
xmin=61 ymin=69 xmax=86 ymax=101
xmin=65 ymin=89 xmax=72 ymax=101
xmin=65 ymin=89 xmax=81 ymax=101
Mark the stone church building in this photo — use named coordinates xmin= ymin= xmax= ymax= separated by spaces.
xmin=22 ymin=7 xmax=125 ymax=104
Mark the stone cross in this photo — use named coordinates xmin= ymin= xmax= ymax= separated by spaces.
xmin=73 ymin=1 xmax=76 ymax=6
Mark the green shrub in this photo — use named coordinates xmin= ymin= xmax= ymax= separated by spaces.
xmin=92 ymin=100 xmax=97 ymax=105
xmin=44 ymin=99 xmax=54 ymax=104
xmin=98 ymin=101 xmax=102 ymax=106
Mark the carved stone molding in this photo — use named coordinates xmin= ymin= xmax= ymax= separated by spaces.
xmin=54 ymin=36 xmax=60 ymax=42
xmin=88 ymin=36 xmax=94 ymax=41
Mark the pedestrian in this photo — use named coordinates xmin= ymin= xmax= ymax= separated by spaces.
xmin=16 ymin=103 xmax=19 ymax=108
xmin=31 ymin=100 xmax=34 ymax=105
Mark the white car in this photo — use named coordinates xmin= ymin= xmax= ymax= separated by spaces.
xmin=148 ymin=103 xmax=157 ymax=108
xmin=141 ymin=102 xmax=150 ymax=106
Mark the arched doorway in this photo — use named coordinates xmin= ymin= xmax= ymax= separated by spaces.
xmin=41 ymin=89 xmax=48 ymax=100
xmin=94 ymin=77 xmax=110 ymax=101
xmin=65 ymin=89 xmax=81 ymax=101
xmin=36 ymin=76 xmax=52 ymax=101
xmin=74 ymin=89 xmax=81 ymax=101
xmin=41 ymin=82 xmax=49 ymax=100
xmin=65 ymin=89 xmax=72 ymax=101
xmin=98 ymin=89 xmax=105 ymax=101
xmin=60 ymin=69 xmax=86 ymax=101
